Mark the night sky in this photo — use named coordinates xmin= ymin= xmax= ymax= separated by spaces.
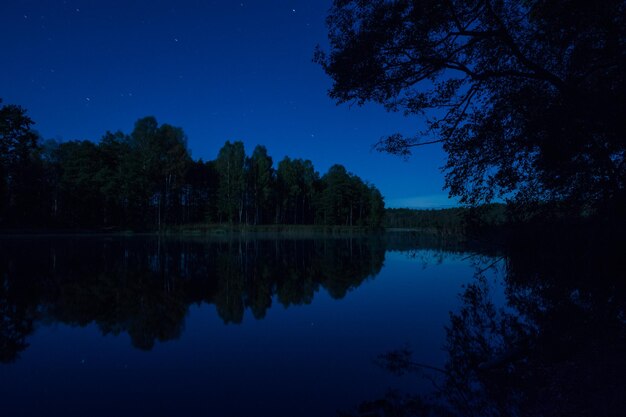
xmin=1 ymin=0 xmax=455 ymax=208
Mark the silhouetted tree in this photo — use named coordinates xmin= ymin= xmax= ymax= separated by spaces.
xmin=129 ymin=117 xmax=190 ymax=229
xmin=246 ymin=145 xmax=274 ymax=224
xmin=320 ymin=164 xmax=353 ymax=225
xmin=316 ymin=0 xmax=626 ymax=215
xmin=56 ymin=140 xmax=106 ymax=226
xmin=0 ymin=100 xmax=42 ymax=225
xmin=276 ymin=157 xmax=318 ymax=224
xmin=97 ymin=131 xmax=132 ymax=227
xmin=368 ymin=186 xmax=385 ymax=228
xmin=216 ymin=141 xmax=246 ymax=223
xmin=183 ymin=159 xmax=219 ymax=223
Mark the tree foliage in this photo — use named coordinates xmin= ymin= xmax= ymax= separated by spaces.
xmin=276 ymin=157 xmax=317 ymax=224
xmin=0 ymin=100 xmax=42 ymax=224
xmin=0 ymin=100 xmax=385 ymax=229
xmin=247 ymin=145 xmax=274 ymax=225
xmin=384 ymin=204 xmax=505 ymax=235
xmin=215 ymin=140 xmax=246 ymax=223
xmin=316 ymin=0 xmax=626 ymax=214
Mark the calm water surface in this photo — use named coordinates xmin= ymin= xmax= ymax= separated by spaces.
xmin=4 ymin=231 xmax=624 ymax=417
xmin=0 ymin=234 xmax=494 ymax=417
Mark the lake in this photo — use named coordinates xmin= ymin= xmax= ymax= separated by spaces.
xmin=1 ymin=231 xmax=624 ymax=416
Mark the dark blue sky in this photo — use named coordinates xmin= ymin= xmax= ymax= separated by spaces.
xmin=1 ymin=0 xmax=455 ymax=208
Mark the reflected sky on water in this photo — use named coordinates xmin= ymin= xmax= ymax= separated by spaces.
xmin=0 ymin=234 xmax=495 ymax=417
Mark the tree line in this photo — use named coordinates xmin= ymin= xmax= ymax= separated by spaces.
xmin=384 ymin=204 xmax=506 ymax=236
xmin=0 ymin=101 xmax=384 ymax=230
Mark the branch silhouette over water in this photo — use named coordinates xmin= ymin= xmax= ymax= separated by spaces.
xmin=344 ymin=224 xmax=626 ymax=417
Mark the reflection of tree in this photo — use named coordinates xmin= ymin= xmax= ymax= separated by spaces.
xmin=317 ymin=237 xmax=384 ymax=299
xmin=214 ymin=243 xmax=246 ymax=324
xmin=245 ymin=248 xmax=273 ymax=320
xmin=351 ymin=226 xmax=626 ymax=417
xmin=0 ymin=243 xmax=44 ymax=363
xmin=0 ymin=235 xmax=387 ymax=358
xmin=0 ymin=283 xmax=36 ymax=363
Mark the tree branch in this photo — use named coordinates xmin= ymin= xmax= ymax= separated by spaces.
xmin=483 ymin=0 xmax=567 ymax=91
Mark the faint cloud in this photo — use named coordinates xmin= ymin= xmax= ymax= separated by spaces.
xmin=386 ymin=194 xmax=459 ymax=209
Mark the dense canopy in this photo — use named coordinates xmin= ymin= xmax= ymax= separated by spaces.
xmin=0 ymin=102 xmax=384 ymax=230
xmin=316 ymin=0 xmax=626 ymax=215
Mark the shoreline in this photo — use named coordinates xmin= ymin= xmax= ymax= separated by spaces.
xmin=0 ymin=225 xmax=460 ymax=239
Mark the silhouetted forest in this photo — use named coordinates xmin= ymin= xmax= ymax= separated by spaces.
xmin=384 ymin=204 xmax=506 ymax=236
xmin=0 ymin=101 xmax=384 ymax=230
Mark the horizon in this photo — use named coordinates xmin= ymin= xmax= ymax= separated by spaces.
xmin=0 ymin=0 xmax=456 ymax=209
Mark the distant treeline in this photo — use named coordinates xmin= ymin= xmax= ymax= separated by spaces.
xmin=0 ymin=101 xmax=384 ymax=230
xmin=384 ymin=204 xmax=506 ymax=235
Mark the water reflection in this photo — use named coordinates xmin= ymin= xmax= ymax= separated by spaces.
xmin=351 ymin=228 xmax=626 ymax=417
xmin=9 ymin=231 xmax=619 ymax=416
xmin=0 ymin=235 xmax=392 ymax=361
